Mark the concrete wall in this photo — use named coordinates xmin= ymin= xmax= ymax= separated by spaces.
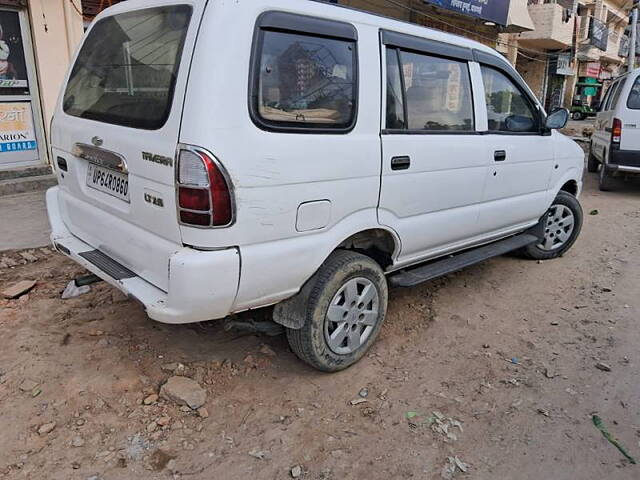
xmin=518 ymin=3 xmax=573 ymax=48
xmin=516 ymin=55 xmax=547 ymax=101
xmin=27 ymin=0 xmax=84 ymax=136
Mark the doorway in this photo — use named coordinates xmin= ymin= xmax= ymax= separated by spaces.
xmin=0 ymin=7 xmax=46 ymax=170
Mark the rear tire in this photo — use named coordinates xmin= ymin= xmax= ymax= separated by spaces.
xmin=286 ymin=250 xmax=388 ymax=372
xmin=523 ymin=191 xmax=583 ymax=260
xmin=598 ymin=164 xmax=615 ymax=191
xmin=587 ymin=145 xmax=599 ymax=173
xmin=572 ymin=112 xmax=585 ymax=121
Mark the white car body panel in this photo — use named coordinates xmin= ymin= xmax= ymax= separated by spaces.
xmin=592 ymin=69 xmax=640 ymax=166
xmin=45 ymin=0 xmax=584 ymax=324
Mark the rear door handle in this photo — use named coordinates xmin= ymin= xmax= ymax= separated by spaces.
xmin=391 ymin=156 xmax=411 ymax=170
xmin=494 ymin=150 xmax=507 ymax=162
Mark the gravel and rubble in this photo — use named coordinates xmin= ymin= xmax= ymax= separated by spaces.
xmin=1 ymin=174 xmax=640 ymax=479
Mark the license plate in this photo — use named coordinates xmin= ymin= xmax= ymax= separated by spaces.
xmin=86 ymin=163 xmax=129 ymax=202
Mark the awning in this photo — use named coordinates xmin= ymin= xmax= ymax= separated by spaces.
xmin=505 ymin=0 xmax=535 ymax=33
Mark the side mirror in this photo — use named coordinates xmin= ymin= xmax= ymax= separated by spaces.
xmin=505 ymin=115 xmax=535 ymax=132
xmin=545 ymin=108 xmax=569 ymax=130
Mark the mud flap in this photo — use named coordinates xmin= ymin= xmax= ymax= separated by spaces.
xmin=526 ymin=211 xmax=550 ymax=243
xmin=272 ymin=273 xmax=316 ymax=330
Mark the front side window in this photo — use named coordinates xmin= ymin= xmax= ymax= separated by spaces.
xmin=481 ymin=66 xmax=539 ymax=133
xmin=254 ymin=30 xmax=356 ymax=130
xmin=63 ymin=6 xmax=192 ymax=130
xmin=386 ymin=49 xmax=474 ymax=131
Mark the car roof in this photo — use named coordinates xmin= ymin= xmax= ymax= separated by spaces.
xmin=97 ymin=0 xmax=500 ymax=60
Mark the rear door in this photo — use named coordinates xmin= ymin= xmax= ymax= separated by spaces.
xmin=51 ymin=3 xmax=203 ymax=290
xmin=378 ymin=32 xmax=489 ymax=266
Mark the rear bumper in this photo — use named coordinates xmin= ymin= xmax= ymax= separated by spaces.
xmin=46 ymin=186 xmax=240 ymax=324
xmin=609 ymin=149 xmax=640 ymax=171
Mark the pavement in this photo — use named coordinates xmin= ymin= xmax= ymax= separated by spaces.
xmin=0 ymin=190 xmax=51 ymax=251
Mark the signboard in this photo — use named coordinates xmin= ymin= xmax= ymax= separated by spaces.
xmin=590 ymin=18 xmax=608 ymax=52
xmin=423 ymin=0 xmax=510 ymax=26
xmin=0 ymin=102 xmax=36 ymax=153
xmin=619 ymin=35 xmax=629 ymax=58
xmin=555 ymin=54 xmax=574 ymax=76
xmin=579 ymin=62 xmax=601 ymax=78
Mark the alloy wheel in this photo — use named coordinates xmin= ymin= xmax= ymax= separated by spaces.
xmin=324 ymin=277 xmax=379 ymax=355
xmin=538 ymin=204 xmax=575 ymax=251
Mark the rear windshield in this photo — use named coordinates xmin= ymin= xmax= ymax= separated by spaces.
xmin=63 ymin=5 xmax=192 ymax=130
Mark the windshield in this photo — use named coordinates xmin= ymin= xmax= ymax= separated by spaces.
xmin=63 ymin=5 xmax=192 ymax=130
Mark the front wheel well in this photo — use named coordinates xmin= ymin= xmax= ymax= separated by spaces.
xmin=336 ymin=229 xmax=398 ymax=270
xmin=560 ymin=180 xmax=578 ymax=196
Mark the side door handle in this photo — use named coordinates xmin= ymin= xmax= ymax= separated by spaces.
xmin=494 ymin=150 xmax=507 ymax=162
xmin=391 ymin=156 xmax=411 ymax=170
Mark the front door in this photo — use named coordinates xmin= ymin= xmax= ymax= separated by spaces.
xmin=0 ymin=8 xmax=45 ymax=170
xmin=378 ymin=40 xmax=489 ymax=267
xmin=476 ymin=65 xmax=554 ymax=234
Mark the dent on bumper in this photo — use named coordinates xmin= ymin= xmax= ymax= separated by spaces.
xmin=46 ymin=186 xmax=240 ymax=324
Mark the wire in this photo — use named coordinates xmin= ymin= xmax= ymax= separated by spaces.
xmin=375 ymin=0 xmax=634 ymax=62
xmin=377 ymin=0 xmax=557 ymax=57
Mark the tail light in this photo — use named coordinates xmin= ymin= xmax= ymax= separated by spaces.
xmin=176 ymin=146 xmax=233 ymax=227
xmin=612 ymin=118 xmax=622 ymax=146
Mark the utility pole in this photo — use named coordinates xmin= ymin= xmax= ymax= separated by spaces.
xmin=629 ymin=6 xmax=638 ymax=71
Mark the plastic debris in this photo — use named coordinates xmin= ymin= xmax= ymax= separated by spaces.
xmin=589 ymin=209 xmax=599 ymax=216
xmin=61 ymin=280 xmax=91 ymax=300
xmin=592 ymin=415 xmax=637 ymax=464
xmin=441 ymin=456 xmax=469 ymax=479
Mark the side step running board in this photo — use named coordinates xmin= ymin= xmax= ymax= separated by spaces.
xmin=389 ymin=233 xmax=539 ymax=288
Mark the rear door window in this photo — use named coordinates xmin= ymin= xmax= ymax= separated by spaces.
xmin=385 ymin=48 xmax=474 ymax=132
xmin=63 ymin=5 xmax=192 ymax=130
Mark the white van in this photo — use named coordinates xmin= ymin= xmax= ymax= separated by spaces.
xmin=47 ymin=0 xmax=585 ymax=371
xmin=590 ymin=68 xmax=640 ymax=190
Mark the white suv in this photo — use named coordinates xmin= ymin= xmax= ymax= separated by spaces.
xmin=47 ymin=0 xmax=585 ymax=371
xmin=590 ymin=68 xmax=640 ymax=190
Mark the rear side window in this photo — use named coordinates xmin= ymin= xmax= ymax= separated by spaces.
xmin=63 ymin=6 xmax=192 ymax=130
xmin=627 ymin=77 xmax=640 ymax=109
xmin=604 ymin=82 xmax=620 ymax=110
xmin=481 ymin=66 xmax=539 ymax=133
xmin=610 ymin=78 xmax=626 ymax=109
xmin=385 ymin=48 xmax=474 ymax=131
xmin=252 ymin=30 xmax=357 ymax=131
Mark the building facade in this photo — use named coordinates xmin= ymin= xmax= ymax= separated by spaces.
xmin=512 ymin=0 xmax=631 ymax=112
xmin=0 ymin=0 xmax=82 ymax=172
xmin=345 ymin=0 xmax=633 ymax=112
xmin=342 ymin=0 xmax=535 ymax=49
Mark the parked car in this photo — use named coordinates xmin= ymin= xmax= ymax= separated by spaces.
xmin=47 ymin=0 xmax=584 ymax=371
xmin=590 ymin=69 xmax=640 ymax=190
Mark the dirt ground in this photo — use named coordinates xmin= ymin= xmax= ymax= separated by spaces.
xmin=1 ymin=171 xmax=640 ymax=480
